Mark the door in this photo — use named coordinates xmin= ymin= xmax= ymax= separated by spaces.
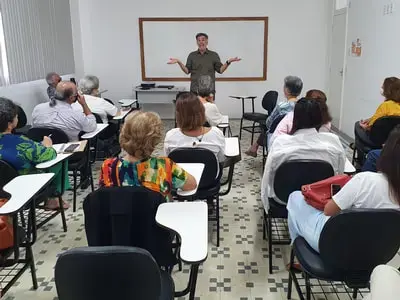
xmin=329 ymin=9 xmax=347 ymax=128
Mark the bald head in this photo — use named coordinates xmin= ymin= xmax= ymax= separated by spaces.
xmin=52 ymin=81 xmax=78 ymax=106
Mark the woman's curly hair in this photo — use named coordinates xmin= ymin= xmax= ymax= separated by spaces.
xmin=119 ymin=111 xmax=163 ymax=159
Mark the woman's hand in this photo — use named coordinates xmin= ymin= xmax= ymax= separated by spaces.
xmin=42 ymin=136 xmax=53 ymax=148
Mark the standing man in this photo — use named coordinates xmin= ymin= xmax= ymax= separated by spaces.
xmin=46 ymin=72 xmax=61 ymax=101
xmin=168 ymin=33 xmax=241 ymax=94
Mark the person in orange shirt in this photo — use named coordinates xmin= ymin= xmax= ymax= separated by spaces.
xmin=354 ymin=77 xmax=400 ymax=161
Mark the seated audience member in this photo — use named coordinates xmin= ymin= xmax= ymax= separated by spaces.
xmin=245 ymin=75 xmax=303 ymax=157
xmin=354 ymin=77 xmax=400 ymax=158
xmin=287 ymin=124 xmax=400 ymax=253
xmin=32 ymin=81 xmax=97 ymax=141
xmin=366 ymin=265 xmax=400 ymax=300
xmin=261 ymin=98 xmax=346 ymax=212
xmin=100 ymin=111 xmax=197 ymax=200
xmin=73 ymin=75 xmax=120 ymax=123
xmin=164 ymin=92 xmax=225 ymax=163
xmin=197 ymin=75 xmax=223 ymax=126
xmin=0 ymin=98 xmax=69 ymax=209
xmin=270 ymin=89 xmax=332 ymax=145
xmin=46 ymin=72 xmax=61 ymax=102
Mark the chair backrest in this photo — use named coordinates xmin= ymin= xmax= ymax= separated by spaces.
xmin=92 ymin=112 xmax=104 ymax=124
xmin=273 ymin=160 xmax=334 ymax=203
xmin=83 ymin=186 xmax=175 ymax=267
xmin=268 ymin=114 xmax=286 ymax=133
xmin=168 ymin=147 xmax=219 ymax=189
xmin=0 ymin=160 xmax=18 ymax=190
xmin=262 ymin=90 xmax=278 ymax=115
xmin=55 ymin=246 xmax=164 ymax=300
xmin=16 ymin=105 xmax=27 ymax=129
xmin=319 ymin=209 xmax=400 ymax=285
xmin=27 ymin=127 xmax=69 ymax=144
xmin=369 ymin=116 xmax=400 ymax=146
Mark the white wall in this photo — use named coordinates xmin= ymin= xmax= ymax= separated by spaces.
xmin=70 ymin=0 xmax=334 ymax=118
xmin=0 ymin=74 xmax=74 ymax=124
xmin=341 ymin=0 xmax=400 ymax=137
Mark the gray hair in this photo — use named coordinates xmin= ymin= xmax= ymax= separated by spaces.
xmin=79 ymin=75 xmax=100 ymax=95
xmin=46 ymin=72 xmax=59 ymax=85
xmin=197 ymin=75 xmax=213 ymax=97
xmin=0 ymin=97 xmax=18 ymax=132
xmin=284 ymin=75 xmax=303 ymax=97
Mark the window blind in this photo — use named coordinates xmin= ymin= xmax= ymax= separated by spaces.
xmin=0 ymin=0 xmax=74 ymax=85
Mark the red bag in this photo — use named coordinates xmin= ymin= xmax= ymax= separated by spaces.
xmin=301 ymin=175 xmax=351 ymax=211
xmin=0 ymin=198 xmax=14 ymax=250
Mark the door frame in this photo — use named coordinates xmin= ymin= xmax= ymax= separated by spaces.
xmin=328 ymin=7 xmax=348 ymax=130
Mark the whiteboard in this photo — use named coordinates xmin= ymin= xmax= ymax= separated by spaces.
xmin=139 ymin=17 xmax=268 ymax=81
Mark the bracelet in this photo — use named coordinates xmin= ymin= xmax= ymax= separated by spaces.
xmin=226 ymin=60 xmax=231 ymax=66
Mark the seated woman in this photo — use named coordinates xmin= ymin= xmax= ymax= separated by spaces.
xmin=99 ymin=111 xmax=197 ymax=200
xmin=354 ymin=77 xmax=400 ymax=159
xmin=197 ymin=75 xmax=223 ymax=126
xmin=261 ymin=98 xmax=346 ymax=212
xmin=73 ymin=75 xmax=120 ymax=123
xmin=245 ymin=75 xmax=303 ymax=157
xmin=0 ymin=98 xmax=69 ymax=209
xmin=164 ymin=92 xmax=226 ymax=164
xmin=287 ymin=125 xmax=400 ymax=252
xmin=270 ymin=89 xmax=332 ymax=145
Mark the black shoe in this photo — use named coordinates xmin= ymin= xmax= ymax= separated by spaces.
xmin=80 ymin=179 xmax=90 ymax=190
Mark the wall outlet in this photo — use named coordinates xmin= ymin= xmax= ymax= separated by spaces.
xmin=384 ymin=2 xmax=395 ymax=15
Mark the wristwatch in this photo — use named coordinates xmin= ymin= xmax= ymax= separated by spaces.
xmin=226 ymin=60 xmax=231 ymax=66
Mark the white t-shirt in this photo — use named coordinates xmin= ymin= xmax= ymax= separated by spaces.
xmin=333 ymin=172 xmax=400 ymax=210
xmin=72 ymin=94 xmax=118 ymax=124
xmin=164 ymin=127 xmax=225 ymax=162
xmin=203 ymin=102 xmax=223 ymax=126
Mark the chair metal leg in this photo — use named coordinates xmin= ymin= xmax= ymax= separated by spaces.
xmin=267 ymin=213 xmax=273 ymax=274
xmin=287 ymin=249 xmax=294 ymax=299
xmin=216 ymin=195 xmax=220 ymax=247
xmin=251 ymin=122 xmax=255 ymax=145
xmin=27 ymin=243 xmax=38 ymax=290
xmin=288 ymin=248 xmax=305 ymax=300
xmin=305 ymin=273 xmax=311 ymax=300
xmin=239 ymin=118 xmax=244 ymax=140
xmin=262 ymin=212 xmax=266 ymax=240
xmin=73 ymin=170 xmax=77 ymax=212
xmin=352 ymin=148 xmax=356 ymax=165
xmin=58 ymin=195 xmax=67 ymax=232
xmin=352 ymin=288 xmax=358 ymax=299
xmin=90 ymin=167 xmax=94 ymax=192
xmin=19 ymin=211 xmax=26 ymax=228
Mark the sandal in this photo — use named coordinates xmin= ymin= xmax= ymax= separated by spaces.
xmin=245 ymin=150 xmax=257 ymax=157
xmin=45 ymin=198 xmax=70 ymax=211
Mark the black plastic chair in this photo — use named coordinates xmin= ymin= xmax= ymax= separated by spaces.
xmin=353 ymin=116 xmax=400 ymax=165
xmin=27 ymin=127 xmax=94 ymax=212
xmin=288 ymin=209 xmax=400 ymax=300
xmin=264 ymin=160 xmax=334 ymax=274
xmin=13 ymin=105 xmax=31 ymax=135
xmin=83 ymin=186 xmax=177 ymax=269
xmin=55 ymin=246 xmax=174 ymax=300
xmin=238 ymin=91 xmax=278 ymax=142
xmin=168 ymin=148 xmax=222 ymax=246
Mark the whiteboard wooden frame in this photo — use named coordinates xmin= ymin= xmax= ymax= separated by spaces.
xmin=139 ymin=17 xmax=268 ymax=82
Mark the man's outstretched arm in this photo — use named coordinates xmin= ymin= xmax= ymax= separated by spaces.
xmin=167 ymin=58 xmax=189 ymax=74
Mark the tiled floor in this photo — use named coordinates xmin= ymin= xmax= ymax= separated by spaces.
xmin=1 ymin=120 xmax=399 ymax=300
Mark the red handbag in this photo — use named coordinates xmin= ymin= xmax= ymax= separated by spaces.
xmin=301 ymin=175 xmax=351 ymax=211
xmin=0 ymin=198 xmax=14 ymax=251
